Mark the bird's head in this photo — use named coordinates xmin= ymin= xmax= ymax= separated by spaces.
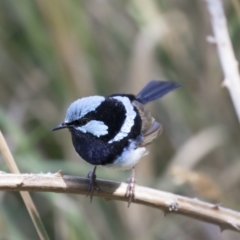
xmin=52 ymin=96 xmax=109 ymax=137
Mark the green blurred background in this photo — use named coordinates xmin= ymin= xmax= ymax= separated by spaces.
xmin=0 ymin=0 xmax=240 ymax=239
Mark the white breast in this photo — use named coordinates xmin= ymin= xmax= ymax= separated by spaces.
xmin=106 ymin=141 xmax=148 ymax=170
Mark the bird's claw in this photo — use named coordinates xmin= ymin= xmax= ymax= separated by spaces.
xmin=86 ymin=167 xmax=99 ymax=202
xmin=125 ymin=176 xmax=136 ymax=207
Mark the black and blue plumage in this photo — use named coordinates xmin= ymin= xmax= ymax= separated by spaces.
xmin=52 ymin=80 xmax=180 ymax=204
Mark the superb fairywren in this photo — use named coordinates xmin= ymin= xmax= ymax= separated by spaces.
xmin=52 ymin=80 xmax=180 ymax=205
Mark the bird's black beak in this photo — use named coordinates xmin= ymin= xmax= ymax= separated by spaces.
xmin=52 ymin=122 xmax=69 ymax=131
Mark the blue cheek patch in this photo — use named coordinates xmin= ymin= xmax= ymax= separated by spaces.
xmin=76 ymin=120 xmax=108 ymax=137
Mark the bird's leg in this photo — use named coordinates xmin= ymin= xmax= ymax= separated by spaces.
xmin=125 ymin=167 xmax=136 ymax=207
xmin=87 ymin=166 xmax=99 ymax=202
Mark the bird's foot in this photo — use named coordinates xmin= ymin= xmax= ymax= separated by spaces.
xmin=125 ymin=174 xmax=136 ymax=207
xmin=86 ymin=166 xmax=99 ymax=202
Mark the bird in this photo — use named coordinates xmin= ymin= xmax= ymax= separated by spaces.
xmin=52 ymin=80 xmax=180 ymax=205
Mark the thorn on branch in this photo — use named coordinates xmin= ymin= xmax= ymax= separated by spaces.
xmin=220 ymin=226 xmax=227 ymax=233
xmin=162 ymin=210 xmax=169 ymax=217
xmin=16 ymin=181 xmax=24 ymax=187
xmin=212 ymin=203 xmax=222 ymax=210
xmin=54 ymin=170 xmax=63 ymax=177
xmin=227 ymin=220 xmax=240 ymax=231
xmin=221 ymin=79 xmax=229 ymax=88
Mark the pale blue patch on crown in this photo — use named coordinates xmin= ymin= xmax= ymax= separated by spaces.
xmin=65 ymin=96 xmax=105 ymax=123
xmin=76 ymin=120 xmax=108 ymax=137
xmin=108 ymin=96 xmax=136 ymax=143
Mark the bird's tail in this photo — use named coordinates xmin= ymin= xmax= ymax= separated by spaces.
xmin=136 ymin=80 xmax=181 ymax=104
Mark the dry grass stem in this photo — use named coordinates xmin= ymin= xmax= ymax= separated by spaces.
xmin=0 ymin=131 xmax=50 ymax=240
xmin=206 ymin=0 xmax=240 ymax=123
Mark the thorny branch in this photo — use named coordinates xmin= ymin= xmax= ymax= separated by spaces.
xmin=0 ymin=172 xmax=240 ymax=232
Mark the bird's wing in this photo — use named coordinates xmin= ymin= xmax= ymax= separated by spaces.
xmin=132 ymin=100 xmax=162 ymax=147
xmin=139 ymin=120 xmax=162 ymax=147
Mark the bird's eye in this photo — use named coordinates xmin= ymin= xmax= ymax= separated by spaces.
xmin=81 ymin=118 xmax=88 ymax=125
xmin=73 ymin=118 xmax=88 ymax=126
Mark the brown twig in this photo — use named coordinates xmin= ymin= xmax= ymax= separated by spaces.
xmin=0 ymin=172 xmax=240 ymax=232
